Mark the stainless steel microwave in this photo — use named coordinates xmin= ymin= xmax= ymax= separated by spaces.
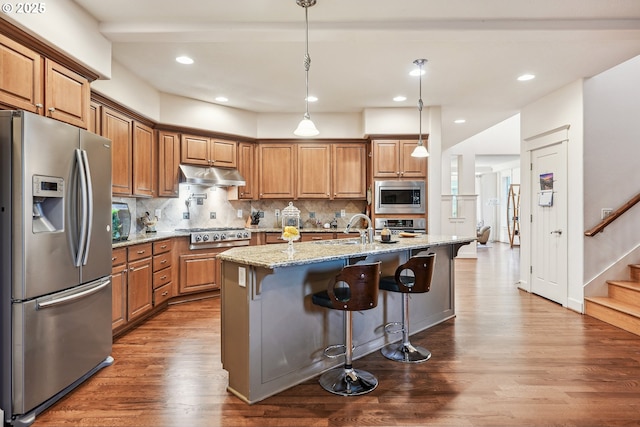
xmin=374 ymin=180 xmax=426 ymax=214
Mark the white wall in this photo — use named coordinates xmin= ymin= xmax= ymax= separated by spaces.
xmin=582 ymin=55 xmax=640 ymax=283
xmin=520 ymin=80 xmax=584 ymax=311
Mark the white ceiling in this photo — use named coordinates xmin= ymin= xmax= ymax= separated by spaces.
xmin=72 ymin=0 xmax=640 ymax=149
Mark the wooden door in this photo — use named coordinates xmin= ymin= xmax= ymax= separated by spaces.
xmin=258 ymin=144 xmax=296 ymax=199
xmin=211 ymin=139 xmax=237 ymax=168
xmin=237 ymin=142 xmax=256 ymax=200
xmin=127 ymin=257 xmax=153 ymax=321
xmin=0 ymin=33 xmax=42 ymax=113
xmin=44 ymin=59 xmax=89 ymax=129
xmin=372 ymin=140 xmax=400 ymax=178
xmin=400 ymin=140 xmax=427 ymax=178
xmin=158 ymin=130 xmax=181 ymax=197
xmin=531 ymin=142 xmax=568 ymax=306
xmin=297 ymin=143 xmax=330 ymax=199
xmin=132 ymin=121 xmax=154 ymax=197
xmin=102 ymin=107 xmax=133 ymax=195
xmin=333 ymin=143 xmax=366 ymax=199
xmin=181 ymin=134 xmax=210 ymax=165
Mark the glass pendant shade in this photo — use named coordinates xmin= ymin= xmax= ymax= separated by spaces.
xmin=411 ymin=143 xmax=429 ymax=157
xmin=294 ymin=116 xmax=319 ymax=137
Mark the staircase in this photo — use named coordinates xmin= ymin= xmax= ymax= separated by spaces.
xmin=585 ymin=264 xmax=640 ymax=336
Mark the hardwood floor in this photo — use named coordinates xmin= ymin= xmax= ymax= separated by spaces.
xmin=33 ymin=243 xmax=640 ymax=426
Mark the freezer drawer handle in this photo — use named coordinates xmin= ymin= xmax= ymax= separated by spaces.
xmin=37 ymin=280 xmax=110 ymax=309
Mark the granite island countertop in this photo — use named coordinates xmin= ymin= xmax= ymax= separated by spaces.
xmin=218 ymin=234 xmax=475 ymax=269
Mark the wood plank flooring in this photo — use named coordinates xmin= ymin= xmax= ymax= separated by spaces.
xmin=33 ymin=243 xmax=640 ymax=426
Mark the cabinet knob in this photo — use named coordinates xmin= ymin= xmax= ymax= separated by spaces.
xmin=35 ymin=103 xmax=43 ymax=109
xmin=48 ymin=107 xmax=55 ymax=113
xmin=129 ymin=267 xmax=134 ymax=272
xmin=160 ymin=259 xmax=167 ymax=264
xmin=161 ymin=291 xmax=168 ymax=297
xmin=160 ymin=275 xmax=167 ymax=280
xmin=137 ymin=250 xmax=146 ymax=254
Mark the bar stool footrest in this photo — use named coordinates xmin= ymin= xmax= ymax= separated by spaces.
xmin=381 ymin=342 xmax=431 ymax=363
xmin=383 ymin=321 xmax=405 ymax=335
xmin=318 ymin=367 xmax=378 ymax=396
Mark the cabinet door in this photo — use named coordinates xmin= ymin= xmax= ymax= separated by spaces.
xmin=0 ymin=33 xmax=42 ymax=113
xmin=211 ymin=138 xmax=236 ymax=168
xmin=88 ymin=101 xmax=101 ymax=134
xmin=400 ymin=140 xmax=427 ymax=177
xmin=102 ymin=107 xmax=133 ymax=195
xmin=333 ymin=143 xmax=367 ymax=199
xmin=258 ymin=144 xmax=296 ymax=199
xmin=158 ymin=131 xmax=181 ymax=197
xmin=237 ymin=142 xmax=256 ymax=200
xmin=179 ymin=253 xmax=218 ymax=294
xmin=127 ymin=257 xmax=153 ymax=321
xmin=181 ymin=134 xmax=210 ymax=165
xmin=132 ymin=121 xmax=154 ymax=197
xmin=111 ymin=263 xmax=127 ymax=331
xmin=44 ymin=59 xmax=89 ymax=129
xmin=372 ymin=140 xmax=401 ymax=178
xmin=297 ymin=144 xmax=331 ymax=199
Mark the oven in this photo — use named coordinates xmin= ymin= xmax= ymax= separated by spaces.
xmin=175 ymin=228 xmax=251 ymax=250
xmin=374 ymin=218 xmax=426 ymax=235
xmin=374 ymin=180 xmax=425 ymax=214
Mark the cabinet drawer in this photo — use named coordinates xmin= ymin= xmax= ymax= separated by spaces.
xmin=153 ymin=239 xmax=172 ymax=255
xmin=128 ymin=243 xmax=153 ymax=262
xmin=153 ymin=266 xmax=172 ymax=289
xmin=111 ymin=247 xmax=127 ymax=267
xmin=265 ymin=233 xmax=285 ymax=244
xmin=153 ymin=282 xmax=173 ymax=306
xmin=153 ymin=253 xmax=172 ymax=272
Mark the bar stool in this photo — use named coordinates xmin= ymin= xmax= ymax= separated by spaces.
xmin=379 ymin=253 xmax=436 ymax=363
xmin=311 ymin=262 xmax=381 ymax=396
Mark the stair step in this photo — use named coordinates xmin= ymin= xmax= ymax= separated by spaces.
xmin=607 ymin=280 xmax=640 ymax=306
xmin=630 ymin=264 xmax=640 ymax=282
xmin=585 ymin=296 xmax=640 ymax=336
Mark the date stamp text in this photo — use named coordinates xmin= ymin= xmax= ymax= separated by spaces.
xmin=1 ymin=3 xmax=46 ymax=14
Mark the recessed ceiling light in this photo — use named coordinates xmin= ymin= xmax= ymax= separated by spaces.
xmin=393 ymin=96 xmax=407 ymax=102
xmin=306 ymin=96 xmax=318 ymax=103
xmin=176 ymin=56 xmax=194 ymax=65
xmin=215 ymin=96 xmax=228 ymax=103
xmin=454 ymin=119 xmax=466 ymax=124
xmin=517 ymin=73 xmax=535 ymax=81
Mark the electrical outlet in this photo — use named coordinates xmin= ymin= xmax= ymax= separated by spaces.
xmin=155 ymin=209 xmax=161 ymax=219
xmin=601 ymin=208 xmax=613 ymax=220
xmin=275 ymin=209 xmax=280 ymax=217
xmin=340 ymin=209 xmax=346 ymax=218
xmin=238 ymin=267 xmax=246 ymax=287
xmin=183 ymin=212 xmax=189 ymax=219
xmin=237 ymin=209 xmax=243 ymax=218
xmin=335 ymin=211 xmax=341 ymax=218
xmin=309 ymin=212 xmax=316 ymax=218
xmin=210 ymin=212 xmax=216 ymax=219
xmin=258 ymin=211 xmax=264 ymax=218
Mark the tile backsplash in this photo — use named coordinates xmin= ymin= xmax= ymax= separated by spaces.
xmin=117 ymin=183 xmax=367 ymax=234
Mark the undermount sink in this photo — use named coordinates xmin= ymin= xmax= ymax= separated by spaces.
xmin=313 ymin=238 xmax=360 ymax=245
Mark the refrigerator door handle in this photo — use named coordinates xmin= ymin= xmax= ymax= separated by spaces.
xmin=36 ymin=279 xmax=111 ymax=309
xmin=81 ymin=149 xmax=93 ymax=266
xmin=74 ymin=148 xmax=89 ymax=267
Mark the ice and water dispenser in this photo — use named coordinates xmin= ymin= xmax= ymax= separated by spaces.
xmin=32 ymin=175 xmax=64 ymax=233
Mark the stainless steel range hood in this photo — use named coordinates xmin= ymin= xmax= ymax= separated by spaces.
xmin=179 ymin=164 xmax=246 ymax=187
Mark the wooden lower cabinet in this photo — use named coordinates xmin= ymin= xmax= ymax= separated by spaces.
xmin=111 ymin=248 xmax=127 ymax=331
xmin=179 ymin=252 xmax=219 ymax=294
xmin=127 ymin=256 xmax=153 ymax=321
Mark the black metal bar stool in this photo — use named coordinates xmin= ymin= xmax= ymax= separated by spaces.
xmin=379 ymin=253 xmax=436 ymax=363
xmin=311 ymin=262 xmax=381 ymax=396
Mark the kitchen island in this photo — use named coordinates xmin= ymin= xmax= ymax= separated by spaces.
xmin=218 ymin=234 xmax=474 ymax=404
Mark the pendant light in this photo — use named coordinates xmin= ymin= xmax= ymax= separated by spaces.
xmin=411 ymin=59 xmax=429 ymax=157
xmin=293 ymin=0 xmax=319 ymax=137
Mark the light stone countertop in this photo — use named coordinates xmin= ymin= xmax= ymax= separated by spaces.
xmin=112 ymin=231 xmax=189 ymax=248
xmin=218 ymin=234 xmax=475 ymax=269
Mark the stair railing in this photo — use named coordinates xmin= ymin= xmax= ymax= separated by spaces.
xmin=584 ymin=192 xmax=640 ymax=237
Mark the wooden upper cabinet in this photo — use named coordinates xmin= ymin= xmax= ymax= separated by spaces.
xmin=102 ymin=107 xmax=133 ymax=195
xmin=158 ymin=130 xmax=181 ymax=197
xmin=44 ymin=58 xmax=90 ymax=129
xmin=211 ymin=138 xmax=236 ymax=168
xmin=132 ymin=121 xmax=154 ymax=197
xmin=181 ymin=134 xmax=236 ymax=167
xmin=237 ymin=142 xmax=256 ymax=200
xmin=373 ymin=139 xmax=426 ymax=178
xmin=0 ymin=33 xmax=42 ymax=113
xmin=297 ymin=143 xmax=331 ymax=199
xmin=88 ymin=101 xmax=101 ymax=134
xmin=258 ymin=143 xmax=296 ymax=199
xmin=333 ymin=143 xmax=367 ymax=199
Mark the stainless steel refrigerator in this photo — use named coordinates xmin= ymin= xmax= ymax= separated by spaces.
xmin=0 ymin=111 xmax=113 ymax=427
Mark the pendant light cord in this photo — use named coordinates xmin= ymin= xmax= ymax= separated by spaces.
xmin=303 ymin=6 xmax=311 ymax=119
